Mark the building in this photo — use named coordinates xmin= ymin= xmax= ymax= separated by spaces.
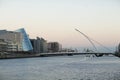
xmin=40 ymin=38 xmax=48 ymax=53
xmin=118 ymin=43 xmax=120 ymax=53
xmin=47 ymin=42 xmax=62 ymax=52
xmin=0 ymin=30 xmax=23 ymax=51
xmin=15 ymin=28 xmax=33 ymax=51
xmin=30 ymin=37 xmax=48 ymax=53
xmin=61 ymin=48 xmax=76 ymax=52
xmin=30 ymin=38 xmax=40 ymax=53
xmin=0 ymin=39 xmax=8 ymax=51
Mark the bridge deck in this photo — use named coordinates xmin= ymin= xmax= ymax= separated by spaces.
xmin=39 ymin=52 xmax=114 ymax=57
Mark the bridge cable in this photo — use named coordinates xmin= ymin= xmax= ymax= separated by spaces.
xmin=75 ymin=28 xmax=98 ymax=52
xmin=75 ymin=28 xmax=112 ymax=52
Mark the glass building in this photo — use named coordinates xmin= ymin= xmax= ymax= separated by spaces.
xmin=15 ymin=28 xmax=33 ymax=51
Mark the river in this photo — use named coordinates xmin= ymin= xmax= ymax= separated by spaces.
xmin=0 ymin=55 xmax=120 ymax=80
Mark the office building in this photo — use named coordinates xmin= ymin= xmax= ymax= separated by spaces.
xmin=0 ymin=30 xmax=23 ymax=51
xmin=0 ymin=39 xmax=8 ymax=51
xmin=40 ymin=37 xmax=48 ymax=53
xmin=47 ymin=42 xmax=62 ymax=52
xmin=118 ymin=43 xmax=120 ymax=53
xmin=15 ymin=28 xmax=33 ymax=51
xmin=30 ymin=37 xmax=48 ymax=53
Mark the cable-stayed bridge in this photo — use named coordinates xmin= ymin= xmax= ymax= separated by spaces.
xmin=39 ymin=28 xmax=115 ymax=57
xmin=38 ymin=52 xmax=114 ymax=57
xmin=74 ymin=28 xmax=114 ymax=56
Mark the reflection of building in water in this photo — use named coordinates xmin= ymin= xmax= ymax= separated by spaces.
xmin=30 ymin=37 xmax=48 ymax=53
xmin=0 ymin=30 xmax=23 ymax=51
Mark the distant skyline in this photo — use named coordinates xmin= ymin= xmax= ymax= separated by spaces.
xmin=0 ymin=0 xmax=120 ymax=50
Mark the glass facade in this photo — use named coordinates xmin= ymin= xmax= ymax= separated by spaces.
xmin=15 ymin=28 xmax=33 ymax=51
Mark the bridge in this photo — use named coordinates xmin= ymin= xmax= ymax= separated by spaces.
xmin=39 ymin=28 xmax=115 ymax=57
xmin=39 ymin=52 xmax=114 ymax=57
xmin=74 ymin=28 xmax=113 ymax=56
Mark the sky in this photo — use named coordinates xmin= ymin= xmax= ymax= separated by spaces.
xmin=0 ymin=0 xmax=120 ymax=51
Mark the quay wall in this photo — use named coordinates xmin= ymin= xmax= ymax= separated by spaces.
xmin=0 ymin=52 xmax=114 ymax=59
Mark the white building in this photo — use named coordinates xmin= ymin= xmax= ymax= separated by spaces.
xmin=0 ymin=30 xmax=23 ymax=51
xmin=30 ymin=37 xmax=48 ymax=53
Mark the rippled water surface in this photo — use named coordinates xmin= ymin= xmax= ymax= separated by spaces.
xmin=0 ymin=55 xmax=120 ymax=80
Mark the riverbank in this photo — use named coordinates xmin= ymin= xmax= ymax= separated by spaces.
xmin=0 ymin=52 xmax=41 ymax=59
xmin=0 ymin=52 xmax=74 ymax=59
xmin=0 ymin=52 xmax=115 ymax=59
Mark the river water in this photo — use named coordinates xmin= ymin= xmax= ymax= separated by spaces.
xmin=0 ymin=55 xmax=120 ymax=80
